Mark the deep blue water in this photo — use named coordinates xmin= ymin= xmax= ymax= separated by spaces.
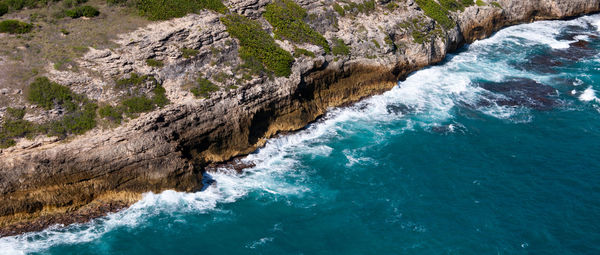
xmin=2 ymin=15 xmax=600 ymax=255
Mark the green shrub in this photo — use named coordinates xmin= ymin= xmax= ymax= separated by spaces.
xmin=0 ymin=77 xmax=102 ymax=144
xmin=136 ymin=0 xmax=227 ymax=20
xmin=116 ymin=73 xmax=157 ymax=89
xmin=191 ymin=77 xmax=219 ymax=98
xmin=0 ymin=136 xmax=16 ymax=149
xmin=461 ymin=0 xmax=474 ymax=5
xmin=438 ymin=0 xmax=472 ymax=11
xmin=120 ymin=84 xmax=169 ymax=113
xmin=106 ymin=0 xmax=128 ymax=6
xmin=221 ymin=14 xmax=294 ymax=77
xmin=491 ymin=1 xmax=501 ymax=8
xmin=386 ymin=2 xmax=398 ymax=11
xmin=264 ymin=0 xmax=330 ymax=54
xmin=0 ymin=2 xmax=8 ymax=16
xmin=293 ymin=47 xmax=315 ymax=58
xmin=340 ymin=0 xmax=375 ymax=16
xmin=122 ymin=96 xmax=155 ymax=113
xmin=65 ymin=5 xmax=100 ymax=18
xmin=146 ymin=58 xmax=164 ymax=67
xmin=6 ymin=107 xmax=26 ymax=119
xmin=151 ymin=85 xmax=169 ymax=107
xmin=398 ymin=18 xmax=444 ymax=44
xmin=27 ymin=77 xmax=77 ymax=110
xmin=475 ymin=0 xmax=485 ymax=6
xmin=332 ymin=38 xmax=350 ymax=56
xmin=1 ymin=108 xmax=36 ymax=139
xmin=44 ymin=102 xmax=97 ymax=137
xmin=236 ymin=54 xmax=272 ymax=79
xmin=333 ymin=3 xmax=344 ymax=16
xmin=99 ymin=105 xmax=124 ymax=123
xmin=0 ymin=20 xmax=33 ymax=34
xmin=415 ymin=0 xmax=455 ymax=29
xmin=5 ymin=0 xmax=26 ymax=10
xmin=181 ymin=47 xmax=199 ymax=58
xmin=63 ymin=0 xmax=89 ymax=8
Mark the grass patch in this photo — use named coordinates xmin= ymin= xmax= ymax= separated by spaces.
xmin=0 ymin=19 xmax=33 ymax=34
xmin=136 ymin=0 xmax=227 ymax=20
xmin=491 ymin=1 xmax=501 ymax=8
xmin=414 ymin=0 xmax=455 ymax=29
xmin=146 ymin=58 xmax=164 ymax=67
xmin=332 ymin=38 xmax=350 ymax=56
xmin=191 ymin=76 xmax=219 ymax=98
xmin=221 ymin=14 xmax=294 ymax=77
xmin=475 ymin=0 xmax=485 ymax=6
xmin=264 ymin=0 xmax=330 ymax=54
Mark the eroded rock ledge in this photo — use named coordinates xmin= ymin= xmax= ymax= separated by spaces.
xmin=0 ymin=0 xmax=599 ymax=236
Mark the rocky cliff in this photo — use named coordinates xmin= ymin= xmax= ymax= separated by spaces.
xmin=0 ymin=0 xmax=598 ymax=236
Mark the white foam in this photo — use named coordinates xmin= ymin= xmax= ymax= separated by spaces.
xmin=579 ymin=87 xmax=599 ymax=102
xmin=246 ymin=237 xmax=274 ymax=249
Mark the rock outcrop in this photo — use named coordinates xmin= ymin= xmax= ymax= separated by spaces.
xmin=0 ymin=0 xmax=599 ymax=236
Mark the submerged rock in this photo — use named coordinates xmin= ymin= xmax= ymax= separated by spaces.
xmin=477 ymin=78 xmax=561 ymax=110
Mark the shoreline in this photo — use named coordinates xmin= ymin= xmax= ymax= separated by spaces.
xmin=1 ymin=0 xmax=600 ymax=237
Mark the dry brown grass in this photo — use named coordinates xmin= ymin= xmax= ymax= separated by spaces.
xmin=0 ymin=0 xmax=150 ymax=108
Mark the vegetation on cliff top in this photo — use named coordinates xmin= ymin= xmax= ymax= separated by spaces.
xmin=332 ymin=38 xmax=350 ymax=56
xmin=264 ymin=0 xmax=330 ymax=54
xmin=106 ymin=73 xmax=169 ymax=120
xmin=191 ymin=76 xmax=220 ymax=98
xmin=221 ymin=14 xmax=294 ymax=77
xmin=333 ymin=0 xmax=376 ymax=17
xmin=64 ymin=5 xmax=100 ymax=18
xmin=414 ymin=0 xmax=455 ymax=29
xmin=135 ymin=0 xmax=227 ymax=20
xmin=0 ymin=77 xmax=100 ymax=148
xmin=0 ymin=74 xmax=171 ymax=148
xmin=0 ymin=19 xmax=32 ymax=34
xmin=0 ymin=2 xmax=8 ymax=16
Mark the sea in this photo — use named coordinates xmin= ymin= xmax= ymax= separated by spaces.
xmin=1 ymin=14 xmax=600 ymax=255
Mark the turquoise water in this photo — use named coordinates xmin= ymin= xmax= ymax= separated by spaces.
xmin=2 ymin=15 xmax=600 ymax=255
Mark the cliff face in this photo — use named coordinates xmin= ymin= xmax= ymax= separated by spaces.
xmin=0 ymin=0 xmax=598 ymax=236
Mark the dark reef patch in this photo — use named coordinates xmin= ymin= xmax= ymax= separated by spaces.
xmin=474 ymin=78 xmax=562 ymax=110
